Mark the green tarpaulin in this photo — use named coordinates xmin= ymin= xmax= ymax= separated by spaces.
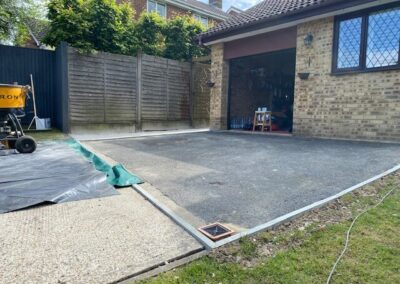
xmin=67 ymin=139 xmax=142 ymax=187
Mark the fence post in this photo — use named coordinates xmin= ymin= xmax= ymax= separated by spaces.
xmin=166 ymin=59 xmax=170 ymax=121
xmin=58 ymin=42 xmax=70 ymax=133
xmin=189 ymin=60 xmax=194 ymax=127
xmin=136 ymin=50 xmax=142 ymax=132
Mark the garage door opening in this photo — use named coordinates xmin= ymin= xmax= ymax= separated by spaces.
xmin=228 ymin=48 xmax=296 ymax=133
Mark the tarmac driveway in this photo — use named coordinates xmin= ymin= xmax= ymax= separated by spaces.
xmin=86 ymin=132 xmax=400 ymax=229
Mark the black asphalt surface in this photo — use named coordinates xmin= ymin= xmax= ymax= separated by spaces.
xmin=87 ymin=132 xmax=400 ymax=228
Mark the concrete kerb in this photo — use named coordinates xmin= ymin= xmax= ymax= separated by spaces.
xmin=213 ymin=163 xmax=400 ymax=247
xmin=132 ymin=184 xmax=215 ymax=250
xmin=117 ymin=249 xmax=207 ymax=284
xmin=135 ymin=163 xmax=400 ymax=250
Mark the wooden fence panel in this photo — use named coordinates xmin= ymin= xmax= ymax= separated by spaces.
xmin=0 ymin=44 xmax=210 ymax=132
xmin=167 ymin=60 xmax=190 ymax=120
xmin=68 ymin=48 xmax=208 ymax=130
xmin=68 ymin=50 xmax=105 ymax=123
xmin=141 ymin=54 xmax=191 ymax=121
xmin=104 ymin=52 xmax=137 ymax=123
xmin=141 ymin=55 xmax=168 ymax=120
xmin=68 ymin=48 xmax=137 ymax=124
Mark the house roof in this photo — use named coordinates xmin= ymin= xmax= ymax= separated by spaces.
xmin=167 ymin=0 xmax=228 ymax=20
xmin=226 ymin=6 xmax=243 ymax=15
xmin=25 ymin=18 xmax=50 ymax=47
xmin=199 ymin=0 xmax=385 ymax=43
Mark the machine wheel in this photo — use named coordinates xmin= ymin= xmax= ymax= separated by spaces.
xmin=7 ymin=139 xmax=16 ymax=149
xmin=15 ymin=136 xmax=37 ymax=154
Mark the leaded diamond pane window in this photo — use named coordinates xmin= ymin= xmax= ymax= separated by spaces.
xmin=367 ymin=8 xmax=400 ymax=68
xmin=333 ymin=4 xmax=400 ymax=73
xmin=337 ymin=17 xmax=362 ymax=69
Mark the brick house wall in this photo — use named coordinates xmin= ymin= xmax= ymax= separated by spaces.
xmin=167 ymin=4 xmax=190 ymax=18
xmin=209 ymin=16 xmax=400 ymax=141
xmin=294 ymin=17 xmax=400 ymax=142
xmin=117 ymin=0 xmax=146 ymax=19
xmin=120 ymin=0 xmax=222 ymax=25
xmin=210 ymin=43 xmax=229 ymax=130
xmin=167 ymin=6 xmax=220 ymax=26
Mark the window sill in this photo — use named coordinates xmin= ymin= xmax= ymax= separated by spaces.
xmin=331 ymin=65 xmax=400 ymax=76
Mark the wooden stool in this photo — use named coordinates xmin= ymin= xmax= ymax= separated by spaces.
xmin=252 ymin=111 xmax=272 ymax=132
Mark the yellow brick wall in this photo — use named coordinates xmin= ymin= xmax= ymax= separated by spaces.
xmin=210 ymin=43 xmax=229 ymax=130
xmin=294 ymin=17 xmax=400 ymax=142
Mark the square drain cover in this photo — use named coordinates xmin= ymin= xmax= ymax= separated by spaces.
xmin=198 ymin=223 xmax=234 ymax=241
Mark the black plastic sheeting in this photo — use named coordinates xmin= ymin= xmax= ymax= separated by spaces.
xmin=0 ymin=142 xmax=118 ymax=213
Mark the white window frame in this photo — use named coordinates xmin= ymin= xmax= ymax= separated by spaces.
xmin=193 ymin=14 xmax=208 ymax=27
xmin=147 ymin=0 xmax=167 ymax=18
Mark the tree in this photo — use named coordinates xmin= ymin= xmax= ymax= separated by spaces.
xmin=43 ymin=0 xmax=138 ymax=54
xmin=0 ymin=0 xmax=43 ymax=43
xmin=13 ymin=22 xmax=30 ymax=46
xmin=43 ymin=0 xmax=208 ymax=60
xmin=163 ymin=16 xmax=208 ymax=61
xmin=135 ymin=12 xmax=166 ymax=56
xmin=86 ymin=0 xmax=137 ymax=54
xmin=43 ymin=0 xmax=92 ymax=50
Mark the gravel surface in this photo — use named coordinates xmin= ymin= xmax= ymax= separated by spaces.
xmin=0 ymin=188 xmax=202 ymax=284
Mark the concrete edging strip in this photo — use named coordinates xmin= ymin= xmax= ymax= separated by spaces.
xmin=213 ymin=163 xmax=400 ymax=247
xmin=135 ymin=163 xmax=400 ymax=250
xmin=132 ymin=184 xmax=216 ymax=249
xmin=119 ymin=250 xmax=208 ymax=283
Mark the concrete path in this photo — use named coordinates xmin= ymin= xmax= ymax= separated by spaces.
xmin=0 ymin=188 xmax=202 ymax=284
xmin=86 ymin=132 xmax=400 ymax=229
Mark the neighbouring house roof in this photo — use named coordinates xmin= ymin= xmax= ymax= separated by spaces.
xmin=167 ymin=0 xmax=228 ymax=20
xmin=226 ymin=6 xmax=243 ymax=16
xmin=25 ymin=18 xmax=50 ymax=48
xmin=199 ymin=0 xmax=389 ymax=43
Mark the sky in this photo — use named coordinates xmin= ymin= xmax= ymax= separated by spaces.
xmin=200 ymin=0 xmax=262 ymax=11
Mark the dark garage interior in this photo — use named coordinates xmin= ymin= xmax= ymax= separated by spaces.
xmin=228 ymin=48 xmax=296 ymax=132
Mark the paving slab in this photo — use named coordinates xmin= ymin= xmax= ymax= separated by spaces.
xmin=0 ymin=188 xmax=202 ymax=284
xmin=86 ymin=132 xmax=400 ymax=229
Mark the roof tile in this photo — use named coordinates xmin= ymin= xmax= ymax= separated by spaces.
xmin=181 ymin=0 xmax=228 ymax=18
xmin=200 ymin=0 xmax=371 ymax=41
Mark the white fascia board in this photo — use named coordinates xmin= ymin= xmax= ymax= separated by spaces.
xmin=204 ymin=0 xmax=398 ymax=45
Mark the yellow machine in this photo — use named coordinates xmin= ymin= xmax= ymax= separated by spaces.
xmin=0 ymin=85 xmax=27 ymax=108
xmin=0 ymin=84 xmax=36 ymax=153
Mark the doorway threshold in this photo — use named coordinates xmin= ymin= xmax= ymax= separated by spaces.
xmin=223 ymin=130 xmax=293 ymax=137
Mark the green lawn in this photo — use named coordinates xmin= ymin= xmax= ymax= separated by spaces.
xmin=142 ymin=173 xmax=400 ymax=284
xmin=24 ymin=129 xmax=68 ymax=142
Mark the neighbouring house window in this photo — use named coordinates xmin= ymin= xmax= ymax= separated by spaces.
xmin=333 ymin=5 xmax=400 ymax=73
xmin=147 ymin=0 xmax=166 ymax=18
xmin=194 ymin=14 xmax=208 ymax=27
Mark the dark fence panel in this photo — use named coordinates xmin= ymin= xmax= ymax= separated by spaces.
xmin=0 ymin=45 xmax=55 ymax=125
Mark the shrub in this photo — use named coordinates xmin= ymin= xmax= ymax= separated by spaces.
xmin=163 ymin=16 xmax=209 ymax=61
